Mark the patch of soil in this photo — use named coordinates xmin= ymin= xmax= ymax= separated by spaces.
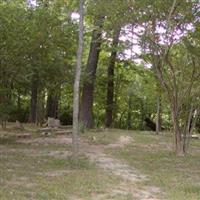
xmin=13 ymin=133 xmax=162 ymax=200
xmin=6 ymin=176 xmax=35 ymax=189
xmin=80 ymin=135 xmax=162 ymax=200
xmin=37 ymin=170 xmax=71 ymax=177
xmin=18 ymin=135 xmax=72 ymax=145
xmin=106 ymin=135 xmax=134 ymax=148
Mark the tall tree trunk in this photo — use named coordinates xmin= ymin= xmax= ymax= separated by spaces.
xmin=140 ymin=100 xmax=144 ymax=130
xmin=156 ymin=95 xmax=162 ymax=134
xmin=105 ymin=28 xmax=120 ymax=128
xmin=17 ymin=92 xmax=21 ymax=111
xmin=46 ymin=89 xmax=60 ymax=119
xmin=79 ymin=16 xmax=103 ymax=129
xmin=29 ymin=75 xmax=38 ymax=123
xmin=37 ymin=90 xmax=45 ymax=126
xmin=72 ymin=0 xmax=84 ymax=157
xmin=171 ymin=107 xmax=184 ymax=156
xmin=127 ymin=96 xmax=132 ymax=129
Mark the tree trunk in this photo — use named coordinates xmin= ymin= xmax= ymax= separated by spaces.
xmin=172 ymin=111 xmax=184 ymax=156
xmin=183 ymin=107 xmax=200 ymax=154
xmin=29 ymin=75 xmax=38 ymax=123
xmin=127 ymin=96 xmax=132 ymax=129
xmin=105 ymin=28 xmax=120 ymax=128
xmin=72 ymin=0 xmax=84 ymax=157
xmin=156 ymin=95 xmax=162 ymax=134
xmin=174 ymin=128 xmax=184 ymax=156
xmin=46 ymin=89 xmax=60 ymax=119
xmin=79 ymin=16 xmax=103 ymax=129
xmin=140 ymin=100 xmax=144 ymax=130
xmin=17 ymin=92 xmax=21 ymax=111
xmin=36 ymin=90 xmax=46 ymax=126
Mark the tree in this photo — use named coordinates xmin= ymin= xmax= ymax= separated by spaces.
xmin=79 ymin=15 xmax=104 ymax=128
xmin=72 ymin=0 xmax=84 ymax=156
xmin=0 ymin=1 xmax=28 ymax=127
xmin=105 ymin=27 xmax=121 ymax=128
xmin=156 ymin=94 xmax=162 ymax=134
xmin=0 ymin=0 xmax=77 ymax=126
xmin=140 ymin=0 xmax=200 ymax=155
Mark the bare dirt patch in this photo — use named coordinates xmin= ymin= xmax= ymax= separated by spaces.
xmin=106 ymin=135 xmax=134 ymax=148
xmin=6 ymin=176 xmax=36 ymax=189
xmin=18 ymin=135 xmax=72 ymax=146
xmin=14 ymin=133 xmax=161 ymax=199
xmin=81 ymin=135 xmax=162 ymax=200
xmin=36 ymin=170 xmax=71 ymax=177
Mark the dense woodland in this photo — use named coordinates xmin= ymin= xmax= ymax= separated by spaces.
xmin=0 ymin=0 xmax=200 ymax=155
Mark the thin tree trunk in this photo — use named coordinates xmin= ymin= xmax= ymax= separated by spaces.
xmin=140 ymin=100 xmax=144 ymax=130
xmin=171 ymin=110 xmax=184 ymax=156
xmin=17 ymin=92 xmax=21 ymax=111
xmin=72 ymin=0 xmax=84 ymax=157
xmin=105 ymin=28 xmax=120 ymax=128
xmin=79 ymin=16 xmax=103 ymax=129
xmin=184 ymin=107 xmax=200 ymax=154
xmin=156 ymin=95 xmax=162 ymax=134
xmin=127 ymin=96 xmax=132 ymax=129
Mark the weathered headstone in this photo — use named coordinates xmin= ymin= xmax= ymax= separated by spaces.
xmin=47 ymin=117 xmax=55 ymax=128
xmin=47 ymin=117 xmax=61 ymax=128
xmin=191 ymin=134 xmax=199 ymax=139
xmin=15 ymin=120 xmax=24 ymax=130
xmin=54 ymin=119 xmax=60 ymax=128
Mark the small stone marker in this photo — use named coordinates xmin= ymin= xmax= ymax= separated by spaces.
xmin=47 ymin=117 xmax=55 ymax=128
xmin=17 ymin=133 xmax=31 ymax=139
xmin=15 ymin=120 xmax=24 ymax=130
xmin=191 ymin=134 xmax=199 ymax=139
xmin=47 ymin=118 xmax=61 ymax=128
xmin=54 ymin=119 xmax=60 ymax=128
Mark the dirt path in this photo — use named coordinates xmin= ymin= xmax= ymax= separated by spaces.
xmin=18 ymin=134 xmax=161 ymax=199
xmin=81 ymin=135 xmax=161 ymax=200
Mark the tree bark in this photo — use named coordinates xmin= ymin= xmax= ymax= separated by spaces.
xmin=127 ymin=95 xmax=132 ymax=129
xmin=156 ymin=95 xmax=162 ymax=134
xmin=140 ymin=100 xmax=144 ymax=130
xmin=46 ymin=89 xmax=60 ymax=119
xmin=79 ymin=16 xmax=103 ymax=129
xmin=28 ymin=75 xmax=38 ymax=123
xmin=105 ymin=28 xmax=120 ymax=128
xmin=36 ymin=90 xmax=45 ymax=126
xmin=72 ymin=0 xmax=84 ymax=157
xmin=171 ymin=105 xmax=184 ymax=156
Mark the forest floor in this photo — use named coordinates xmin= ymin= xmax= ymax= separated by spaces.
xmin=1 ymin=125 xmax=200 ymax=200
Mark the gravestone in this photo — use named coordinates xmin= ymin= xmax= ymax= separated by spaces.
xmin=54 ymin=119 xmax=60 ymax=128
xmin=15 ymin=120 xmax=24 ymax=130
xmin=47 ymin=117 xmax=61 ymax=128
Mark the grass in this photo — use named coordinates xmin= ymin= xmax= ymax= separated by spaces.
xmin=107 ymin=131 xmax=200 ymax=200
xmin=0 ymin=127 xmax=120 ymax=200
xmin=1 ymin=125 xmax=200 ymax=200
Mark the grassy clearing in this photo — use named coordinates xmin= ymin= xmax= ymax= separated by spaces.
xmin=1 ymin=126 xmax=200 ymax=200
xmin=0 ymin=127 xmax=120 ymax=200
xmin=82 ymin=129 xmax=125 ymax=145
xmin=107 ymin=131 xmax=200 ymax=200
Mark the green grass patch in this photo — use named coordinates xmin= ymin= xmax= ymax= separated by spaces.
xmin=107 ymin=131 xmax=200 ymax=200
xmin=2 ymin=126 xmax=200 ymax=200
xmin=0 ymin=127 xmax=120 ymax=200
